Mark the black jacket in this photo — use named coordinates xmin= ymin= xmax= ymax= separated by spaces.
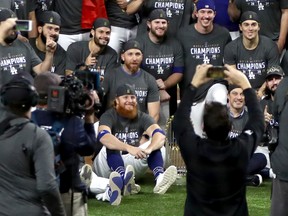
xmin=173 ymin=85 xmax=264 ymax=216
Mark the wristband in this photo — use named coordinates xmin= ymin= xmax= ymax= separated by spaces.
xmin=152 ymin=128 xmax=165 ymax=137
xmin=97 ymin=129 xmax=110 ymax=142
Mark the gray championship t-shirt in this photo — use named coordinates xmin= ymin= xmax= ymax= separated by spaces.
xmin=102 ymin=65 xmax=160 ymax=113
xmin=100 ymin=108 xmax=155 ymax=147
xmin=224 ymin=35 xmax=280 ymax=89
xmin=0 ymin=39 xmax=42 ymax=87
xmin=66 ymin=41 xmax=118 ymax=75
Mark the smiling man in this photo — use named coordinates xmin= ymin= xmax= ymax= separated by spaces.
xmin=102 ymin=39 xmax=160 ymax=122
xmin=30 ymin=11 xmax=66 ymax=75
xmin=136 ymin=9 xmax=184 ymax=129
xmin=224 ymin=11 xmax=280 ymax=91
xmin=65 ymin=18 xmax=118 ymax=76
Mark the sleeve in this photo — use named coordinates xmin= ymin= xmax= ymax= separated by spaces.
xmin=147 ymin=74 xmax=160 ymax=103
xmin=172 ymin=39 xmax=184 ymax=73
xmin=237 ymin=88 xmax=265 ymax=155
xmin=173 ymin=85 xmax=200 ymax=158
xmin=281 ymin=51 xmax=288 ymax=75
xmin=224 ymin=41 xmax=236 ymax=65
xmin=267 ymin=40 xmax=280 ymax=67
xmin=105 ymin=49 xmax=119 ymax=73
xmin=141 ymin=112 xmax=156 ymax=131
xmin=181 ymin=0 xmax=193 ymax=28
xmin=24 ymin=42 xmax=42 ymax=68
xmin=66 ymin=43 xmax=81 ymax=71
xmin=61 ymin=116 xmax=96 ymax=156
xmin=99 ymin=109 xmax=114 ymax=128
xmin=33 ymin=129 xmax=66 ymax=216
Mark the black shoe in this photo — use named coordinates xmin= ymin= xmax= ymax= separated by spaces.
xmin=246 ymin=174 xmax=263 ymax=187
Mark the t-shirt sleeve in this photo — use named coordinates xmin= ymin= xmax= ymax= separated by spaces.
xmin=224 ymin=41 xmax=236 ymax=65
xmin=25 ymin=42 xmax=42 ymax=68
xmin=267 ymin=40 xmax=280 ymax=67
xmin=66 ymin=43 xmax=80 ymax=71
xmin=147 ymin=74 xmax=160 ymax=103
xmin=172 ymin=39 xmax=184 ymax=73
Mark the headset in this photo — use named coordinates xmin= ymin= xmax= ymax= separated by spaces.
xmin=0 ymin=78 xmax=39 ymax=107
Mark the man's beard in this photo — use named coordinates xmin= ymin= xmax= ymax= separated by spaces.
xmin=41 ymin=32 xmax=58 ymax=44
xmin=94 ymin=36 xmax=107 ymax=48
xmin=115 ymin=104 xmax=138 ymax=119
xmin=4 ymin=33 xmax=17 ymax=44
xmin=265 ymin=87 xmax=276 ymax=97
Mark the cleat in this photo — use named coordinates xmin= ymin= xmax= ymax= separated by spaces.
xmin=153 ymin=165 xmax=177 ymax=194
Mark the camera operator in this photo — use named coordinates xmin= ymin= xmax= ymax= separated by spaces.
xmin=0 ymin=75 xmax=66 ymax=216
xmin=31 ymin=72 xmax=98 ymax=216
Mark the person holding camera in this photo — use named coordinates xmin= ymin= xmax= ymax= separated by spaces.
xmin=0 ymin=7 xmax=57 ymax=87
xmin=0 ymin=75 xmax=66 ymax=216
xmin=31 ymin=72 xmax=98 ymax=216
xmin=173 ymin=64 xmax=265 ymax=215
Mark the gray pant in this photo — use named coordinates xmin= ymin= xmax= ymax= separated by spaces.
xmin=270 ymin=178 xmax=288 ymax=216
xmin=61 ymin=191 xmax=87 ymax=216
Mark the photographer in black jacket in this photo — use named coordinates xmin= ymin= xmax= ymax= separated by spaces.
xmin=173 ymin=64 xmax=264 ymax=216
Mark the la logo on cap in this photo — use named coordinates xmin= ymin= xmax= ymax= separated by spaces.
xmin=104 ymin=21 xmax=108 ymax=26
xmin=205 ymin=5 xmax=209 ymax=8
xmin=134 ymin=43 xmax=138 ymax=47
xmin=249 ymin=15 xmax=252 ymax=19
xmin=49 ymin=17 xmax=53 ymax=22
xmin=127 ymin=89 xmax=131 ymax=94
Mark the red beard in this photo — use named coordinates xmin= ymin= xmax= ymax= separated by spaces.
xmin=115 ymin=103 xmax=138 ymax=119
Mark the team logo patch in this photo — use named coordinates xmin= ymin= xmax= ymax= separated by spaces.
xmin=244 ymin=130 xmax=253 ymax=135
xmin=49 ymin=17 xmax=53 ymax=23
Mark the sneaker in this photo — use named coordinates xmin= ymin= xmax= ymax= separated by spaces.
xmin=80 ymin=164 xmax=93 ymax=187
xmin=153 ymin=165 xmax=177 ymax=194
xmin=123 ymin=165 xmax=136 ymax=196
xmin=131 ymin=183 xmax=141 ymax=195
xmin=109 ymin=171 xmax=123 ymax=206
xmin=246 ymin=174 xmax=263 ymax=187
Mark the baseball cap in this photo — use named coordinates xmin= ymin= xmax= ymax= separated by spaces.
xmin=266 ymin=65 xmax=284 ymax=79
xmin=196 ymin=0 xmax=216 ymax=11
xmin=38 ymin=11 xmax=61 ymax=26
xmin=121 ymin=39 xmax=142 ymax=53
xmin=0 ymin=7 xmax=17 ymax=22
xmin=148 ymin=9 xmax=168 ymax=21
xmin=93 ymin=18 xmax=111 ymax=30
xmin=228 ymin=84 xmax=241 ymax=93
xmin=240 ymin=11 xmax=260 ymax=24
xmin=116 ymin=84 xmax=136 ymax=97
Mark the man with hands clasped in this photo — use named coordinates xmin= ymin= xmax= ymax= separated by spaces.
xmin=173 ymin=64 xmax=265 ymax=216
xmin=93 ymin=84 xmax=177 ymax=205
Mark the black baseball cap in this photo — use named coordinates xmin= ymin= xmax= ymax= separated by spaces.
xmin=93 ymin=18 xmax=111 ymax=30
xmin=148 ymin=9 xmax=168 ymax=21
xmin=38 ymin=11 xmax=61 ymax=26
xmin=116 ymin=84 xmax=136 ymax=97
xmin=228 ymin=84 xmax=241 ymax=93
xmin=266 ymin=65 xmax=284 ymax=79
xmin=240 ymin=11 xmax=260 ymax=24
xmin=121 ymin=39 xmax=142 ymax=53
xmin=0 ymin=7 xmax=17 ymax=22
